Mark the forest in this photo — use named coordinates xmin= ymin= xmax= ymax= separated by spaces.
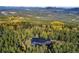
xmin=0 ymin=16 xmax=79 ymax=53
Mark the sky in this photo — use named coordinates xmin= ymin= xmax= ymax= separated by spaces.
xmin=0 ymin=0 xmax=79 ymax=7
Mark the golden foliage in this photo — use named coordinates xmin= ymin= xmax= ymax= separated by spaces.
xmin=51 ymin=21 xmax=64 ymax=30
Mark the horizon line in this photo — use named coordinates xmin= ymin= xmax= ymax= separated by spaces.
xmin=0 ymin=6 xmax=79 ymax=8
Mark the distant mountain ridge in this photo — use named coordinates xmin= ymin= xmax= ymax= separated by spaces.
xmin=0 ymin=6 xmax=79 ymax=14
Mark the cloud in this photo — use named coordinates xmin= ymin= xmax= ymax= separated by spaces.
xmin=0 ymin=0 xmax=79 ymax=7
